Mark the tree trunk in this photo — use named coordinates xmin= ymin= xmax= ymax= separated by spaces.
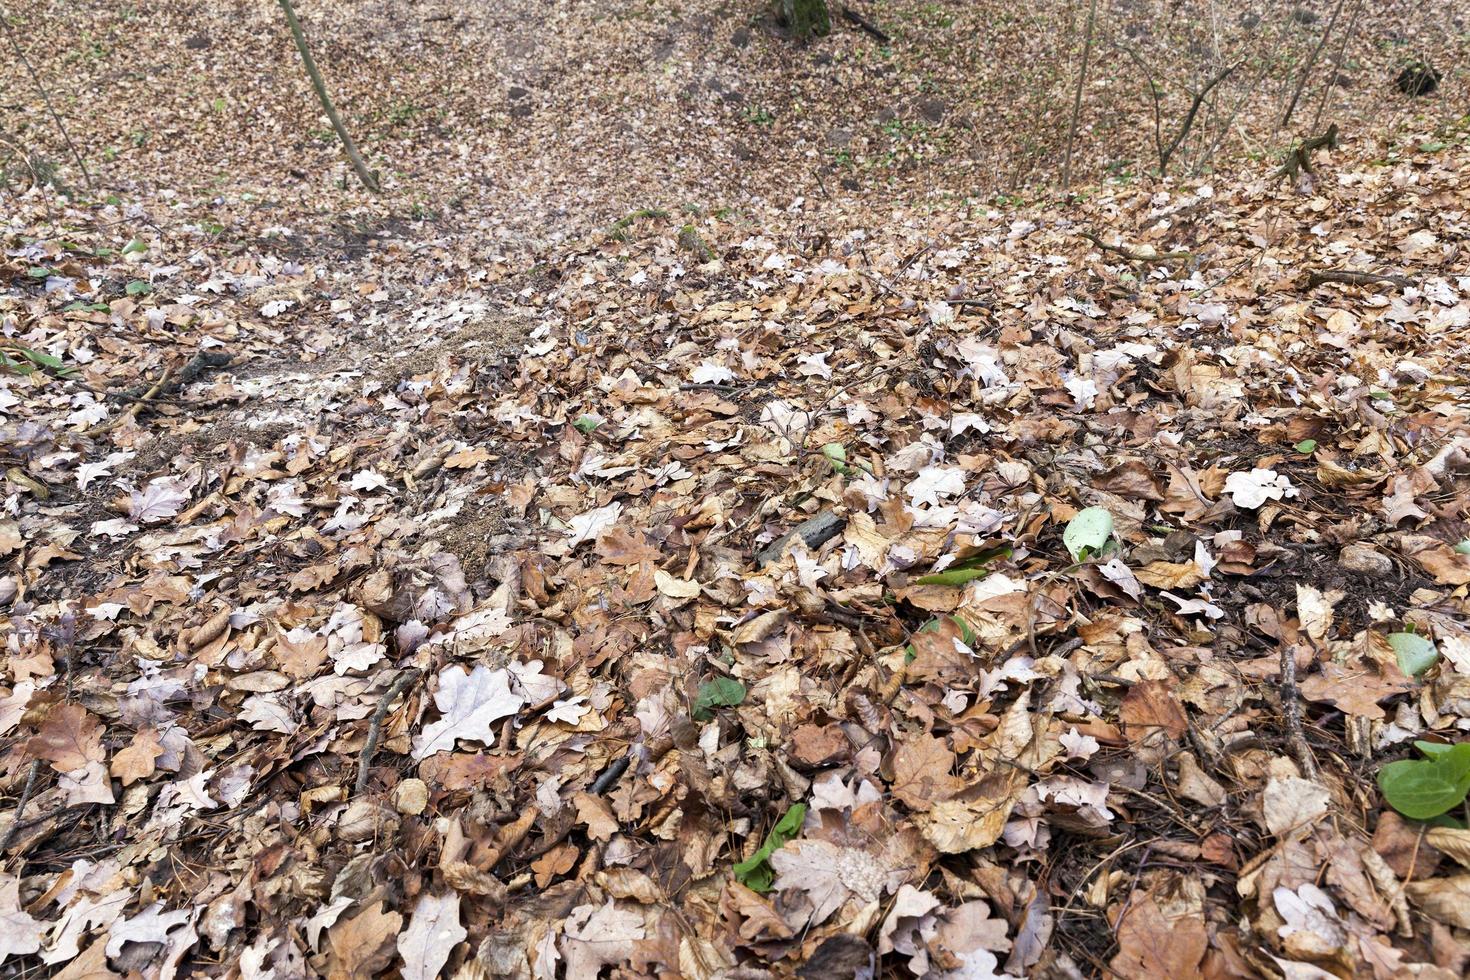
xmin=777 ymin=0 xmax=831 ymax=40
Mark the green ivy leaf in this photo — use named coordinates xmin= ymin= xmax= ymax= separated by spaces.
xmin=733 ymin=803 xmax=805 ymax=892
xmin=1063 ymin=506 xmax=1113 ymax=562
xmin=692 ymin=677 xmax=745 ymax=721
xmin=1388 ymin=631 xmax=1439 ymax=677
xmin=121 ymin=238 xmax=148 ymax=255
xmin=1294 ymin=439 xmax=1317 ymax=454
xmin=572 ymin=414 xmax=602 ymax=434
xmin=125 ymin=280 xmax=152 ymax=296
xmin=1378 ymin=743 xmax=1470 ymax=820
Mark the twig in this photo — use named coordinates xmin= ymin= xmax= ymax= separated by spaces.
xmin=0 ymin=8 xmax=95 ymax=193
xmin=106 ymin=350 xmax=232 ymax=403
xmin=86 ymin=365 xmax=173 ymax=436
xmin=1274 ymin=124 xmax=1339 ymax=183
xmin=1079 ymin=231 xmax=1192 ymax=265
xmin=755 ymin=509 xmax=847 ymax=568
xmin=277 ymin=0 xmax=380 ymax=192
xmin=0 ymin=758 xmax=42 ymax=853
xmin=354 ymin=668 xmax=422 ymax=796
xmin=1159 ymin=62 xmax=1241 ymax=173
xmin=1279 ymin=646 xmax=1320 ymax=781
xmin=1306 ymin=268 xmax=1413 ymax=289
xmin=840 ymin=5 xmax=890 ymax=43
xmin=1281 ymin=0 xmax=1349 ymax=128
xmin=1061 ymin=0 xmax=1099 ymax=190
xmin=590 ymin=755 xmax=630 ymax=795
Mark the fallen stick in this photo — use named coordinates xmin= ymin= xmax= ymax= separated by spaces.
xmin=842 ymin=5 xmax=890 ymax=43
xmin=1306 ymin=269 xmax=1415 ymax=289
xmin=0 ymin=758 xmax=41 ymax=853
xmin=107 ymin=350 xmax=232 ymax=403
xmin=756 ymin=509 xmax=846 ymax=568
xmin=354 ymin=668 xmax=422 ymax=796
xmin=1079 ymin=231 xmax=1191 ymax=265
xmin=87 ymin=365 xmax=174 ymax=436
xmin=1274 ymin=123 xmax=1339 ymax=183
xmin=1279 ymin=645 xmax=1320 ymax=781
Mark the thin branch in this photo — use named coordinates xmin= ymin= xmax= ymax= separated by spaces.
xmin=0 ymin=7 xmax=95 ymax=192
xmin=277 ymin=0 xmax=380 ymax=193
xmin=1079 ymin=231 xmax=1192 ymax=265
xmin=1306 ymin=268 xmax=1414 ymax=289
xmin=1159 ymin=62 xmax=1242 ymax=173
xmin=1279 ymin=645 xmax=1320 ymax=781
xmin=840 ymin=4 xmax=889 ymax=43
xmin=1118 ymin=42 xmax=1166 ymax=173
xmin=0 ymin=758 xmax=41 ymax=853
xmin=354 ymin=667 xmax=421 ymax=796
xmin=1281 ymin=0 xmax=1349 ymax=129
xmin=86 ymin=365 xmax=174 ymax=436
xmin=1061 ymin=0 xmax=1099 ymax=190
xmin=1274 ymin=123 xmax=1339 ymax=183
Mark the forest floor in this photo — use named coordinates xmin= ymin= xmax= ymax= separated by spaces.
xmin=4 ymin=1 xmax=1470 ymax=978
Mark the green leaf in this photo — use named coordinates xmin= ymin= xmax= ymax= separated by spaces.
xmin=26 ymin=266 xmax=49 ymax=278
xmin=1420 ymin=140 xmax=1449 ymax=152
xmin=1389 ymin=631 xmax=1439 ymax=677
xmin=1294 ymin=439 xmax=1317 ymax=454
xmin=1378 ymin=743 xmax=1470 ymax=820
xmin=62 ymin=300 xmax=110 ymax=313
xmin=915 ymin=567 xmax=990 ymax=586
xmin=121 ymin=238 xmax=147 ymax=255
xmin=125 ymin=280 xmax=152 ymax=296
xmin=733 ymin=803 xmax=806 ymax=892
xmin=1416 ymin=740 xmax=1453 ymax=758
xmin=692 ymin=677 xmax=745 ymax=721
xmin=1454 ymin=540 xmax=1470 ymax=556
xmin=1063 ymin=506 xmax=1113 ymax=562
xmin=1 ymin=346 xmax=72 ymax=377
xmin=572 ymin=414 xmax=602 ymax=434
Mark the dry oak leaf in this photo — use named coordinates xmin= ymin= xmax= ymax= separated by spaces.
xmin=28 ymin=703 xmax=105 ymax=772
xmin=1109 ymin=895 xmax=1207 ymax=980
xmin=561 ymin=901 xmax=646 ymax=980
xmin=1132 ymin=560 xmax=1206 ymax=590
xmin=917 ymin=770 xmax=1027 ymax=854
xmin=1399 ymin=535 xmax=1470 ymax=585
xmin=770 ymin=839 xmax=895 ymax=926
xmin=326 ymin=901 xmax=402 ymax=980
xmin=412 ymin=664 xmax=524 ymax=760
xmin=1403 ymin=875 xmax=1470 ymax=929
xmin=792 ymin=723 xmax=849 ymax=767
xmin=1119 ymin=680 xmax=1188 ymax=742
xmin=1299 ymin=662 xmax=1409 ymax=720
xmin=397 ymin=892 xmax=466 ymax=980
xmin=0 ymin=874 xmax=45 ymax=965
xmin=110 ymin=727 xmax=164 ymax=786
xmin=890 ymin=733 xmax=963 ymax=811
xmin=574 ymin=791 xmax=620 ymax=841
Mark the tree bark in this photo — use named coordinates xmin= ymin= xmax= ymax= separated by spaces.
xmin=277 ymin=0 xmax=379 ymax=192
xmin=777 ymin=0 xmax=832 ymax=41
xmin=1061 ymin=0 xmax=1099 ymax=190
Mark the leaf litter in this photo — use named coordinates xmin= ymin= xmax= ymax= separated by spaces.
xmin=4 ymin=2 xmax=1470 ymax=978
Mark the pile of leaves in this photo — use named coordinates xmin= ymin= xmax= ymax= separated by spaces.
xmin=4 ymin=115 xmax=1470 ymax=977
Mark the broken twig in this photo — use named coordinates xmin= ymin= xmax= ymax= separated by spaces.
xmin=841 ymin=5 xmax=890 ymax=43
xmin=1080 ymin=231 xmax=1192 ymax=265
xmin=354 ymin=667 xmax=422 ymax=796
xmin=1306 ymin=268 xmax=1414 ymax=289
xmin=1279 ymin=645 xmax=1320 ymax=781
xmin=756 ymin=509 xmax=847 ymax=568
xmin=1274 ymin=124 xmax=1339 ymax=183
xmin=0 ymin=758 xmax=42 ymax=854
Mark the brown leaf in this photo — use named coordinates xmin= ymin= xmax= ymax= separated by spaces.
xmin=1097 ymin=460 xmax=1164 ymax=501
xmin=889 ymin=733 xmax=961 ymax=811
xmin=326 ymin=901 xmax=401 ymax=980
xmin=1373 ymin=811 xmax=1442 ymax=878
xmin=531 ymin=842 xmax=580 ymax=888
xmin=1299 ymin=662 xmax=1410 ymax=720
xmin=1109 ymin=896 xmax=1207 ymax=979
xmin=28 ymin=703 xmax=104 ymax=772
xmin=791 ymin=724 xmax=849 ymax=767
xmin=1119 ymin=680 xmax=1187 ymax=742
xmin=1133 ymin=560 xmax=1207 ymax=589
xmin=109 ymin=728 xmax=163 ymax=786
xmin=1404 ymin=875 xmax=1470 ymax=929
xmin=1399 ymin=535 xmax=1470 ymax=585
